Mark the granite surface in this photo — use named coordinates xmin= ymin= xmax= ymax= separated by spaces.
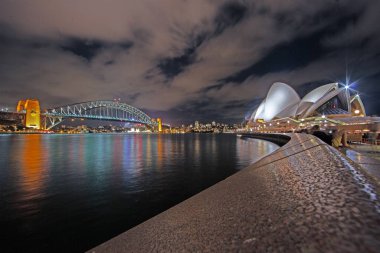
xmin=88 ymin=134 xmax=380 ymax=253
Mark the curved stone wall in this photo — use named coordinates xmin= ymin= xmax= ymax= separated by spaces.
xmin=240 ymin=133 xmax=290 ymax=147
xmin=89 ymin=134 xmax=380 ymax=253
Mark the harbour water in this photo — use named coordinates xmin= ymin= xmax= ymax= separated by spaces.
xmin=0 ymin=133 xmax=278 ymax=252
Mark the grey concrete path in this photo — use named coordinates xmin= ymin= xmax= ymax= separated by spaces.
xmin=341 ymin=147 xmax=380 ymax=184
xmin=89 ymin=134 xmax=380 ymax=253
xmin=349 ymin=144 xmax=380 ymax=162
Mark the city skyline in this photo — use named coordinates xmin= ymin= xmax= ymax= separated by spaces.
xmin=1 ymin=1 xmax=380 ymax=125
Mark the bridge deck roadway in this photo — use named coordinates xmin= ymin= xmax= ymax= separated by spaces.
xmin=88 ymin=134 xmax=380 ymax=253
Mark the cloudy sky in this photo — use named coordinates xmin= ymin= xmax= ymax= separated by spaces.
xmin=0 ymin=0 xmax=379 ymax=125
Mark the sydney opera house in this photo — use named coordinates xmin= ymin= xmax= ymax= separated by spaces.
xmin=248 ymin=82 xmax=366 ymax=124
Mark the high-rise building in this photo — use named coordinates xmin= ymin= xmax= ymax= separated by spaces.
xmin=195 ymin=121 xmax=199 ymax=129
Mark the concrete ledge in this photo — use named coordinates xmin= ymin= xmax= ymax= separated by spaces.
xmin=89 ymin=134 xmax=380 ymax=253
xmin=341 ymin=147 xmax=380 ymax=185
xmin=240 ymin=133 xmax=290 ymax=147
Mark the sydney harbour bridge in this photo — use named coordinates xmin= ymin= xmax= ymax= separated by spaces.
xmin=1 ymin=99 xmax=160 ymax=130
xmin=44 ymin=100 xmax=157 ymax=130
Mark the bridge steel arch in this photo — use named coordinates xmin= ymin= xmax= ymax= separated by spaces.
xmin=43 ymin=100 xmax=156 ymax=130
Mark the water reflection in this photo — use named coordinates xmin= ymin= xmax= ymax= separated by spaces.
xmin=236 ymin=137 xmax=279 ymax=165
xmin=157 ymin=134 xmax=164 ymax=168
xmin=18 ymin=135 xmax=47 ymax=211
xmin=0 ymin=133 xmax=278 ymax=252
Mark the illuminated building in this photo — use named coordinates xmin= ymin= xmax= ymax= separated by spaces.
xmin=17 ymin=99 xmax=41 ymax=129
xmin=249 ymin=82 xmax=366 ymax=123
xmin=195 ymin=121 xmax=199 ymax=129
xmin=17 ymin=100 xmax=26 ymax=112
xmin=157 ymin=118 xmax=162 ymax=132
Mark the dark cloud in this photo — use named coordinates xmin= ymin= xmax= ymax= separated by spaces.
xmin=220 ymin=30 xmax=328 ymax=83
xmin=60 ymin=38 xmax=104 ymax=60
xmin=214 ymin=2 xmax=248 ymax=35
xmin=157 ymin=34 xmax=205 ymax=79
xmin=104 ymin=60 xmax=115 ymax=66
xmin=221 ymin=5 xmax=363 ymax=83
xmin=0 ymin=0 xmax=379 ymax=124
xmin=60 ymin=38 xmax=134 ymax=61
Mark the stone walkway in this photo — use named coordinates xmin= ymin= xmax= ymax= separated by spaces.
xmin=349 ymin=144 xmax=380 ymax=161
xmin=341 ymin=147 xmax=380 ymax=184
xmin=89 ymin=134 xmax=380 ymax=253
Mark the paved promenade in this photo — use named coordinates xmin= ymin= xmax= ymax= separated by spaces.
xmin=89 ymin=134 xmax=380 ymax=253
xmin=342 ymin=147 xmax=380 ymax=184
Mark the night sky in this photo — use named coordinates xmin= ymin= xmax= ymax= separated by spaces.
xmin=0 ymin=0 xmax=379 ymax=125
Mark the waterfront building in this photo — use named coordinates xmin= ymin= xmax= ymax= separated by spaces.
xmin=249 ymin=82 xmax=366 ymax=123
xmin=246 ymin=82 xmax=378 ymax=137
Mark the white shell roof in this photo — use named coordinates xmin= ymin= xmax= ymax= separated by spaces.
xmin=296 ymin=83 xmax=338 ymax=116
xmin=250 ymin=82 xmax=353 ymax=122
xmin=252 ymin=100 xmax=265 ymax=121
xmin=252 ymin=82 xmax=300 ymax=121
xmin=301 ymin=83 xmax=338 ymax=103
